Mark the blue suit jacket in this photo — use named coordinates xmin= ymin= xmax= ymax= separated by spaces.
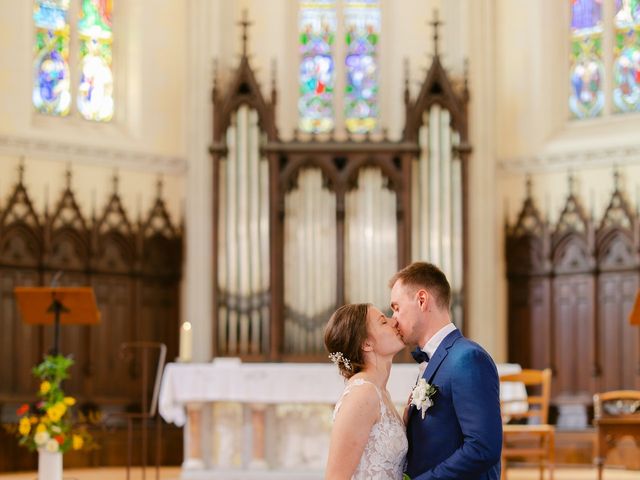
xmin=406 ymin=329 xmax=502 ymax=480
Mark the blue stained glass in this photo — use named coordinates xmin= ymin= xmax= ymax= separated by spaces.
xmin=615 ymin=0 xmax=640 ymax=25
xmin=298 ymin=1 xmax=336 ymax=133
xmin=571 ymin=0 xmax=602 ymax=32
xmin=614 ymin=0 xmax=640 ymax=112
xmin=33 ymin=3 xmax=69 ymax=30
xmin=570 ymin=0 xmax=604 ymax=119
xmin=77 ymin=0 xmax=114 ymax=122
xmin=33 ymin=0 xmax=71 ymax=116
xmin=344 ymin=0 xmax=379 ymax=134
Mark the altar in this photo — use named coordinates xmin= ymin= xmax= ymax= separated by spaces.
xmin=159 ymin=359 xmax=523 ymax=479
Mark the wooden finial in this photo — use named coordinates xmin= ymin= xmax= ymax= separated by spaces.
xmin=568 ymin=171 xmax=576 ymax=196
xmin=91 ymin=189 xmax=97 ymax=222
xmin=525 ymin=174 xmax=533 ymax=199
xmin=212 ymin=58 xmax=219 ymax=99
xmin=429 ymin=9 xmax=443 ymax=57
xmin=239 ymin=9 xmax=252 ymax=57
xmin=112 ymin=170 xmax=119 ymax=194
xmin=18 ymin=157 xmax=25 ymax=183
xmin=463 ymin=57 xmax=470 ymax=97
xmin=156 ymin=175 xmax=164 ymax=198
xmin=44 ymin=184 xmax=49 ymax=218
xmin=613 ymin=166 xmax=621 ymax=191
xmin=403 ymin=58 xmax=411 ymax=104
xmin=504 ymin=197 xmax=510 ymax=228
xmin=271 ymin=58 xmax=278 ymax=104
xmin=65 ymin=164 xmax=72 ymax=189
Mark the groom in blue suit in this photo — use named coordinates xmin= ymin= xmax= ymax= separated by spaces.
xmin=390 ymin=262 xmax=502 ymax=480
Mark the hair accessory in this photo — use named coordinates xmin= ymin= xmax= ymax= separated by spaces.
xmin=328 ymin=351 xmax=352 ymax=371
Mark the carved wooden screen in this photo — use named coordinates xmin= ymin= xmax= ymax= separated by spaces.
xmin=551 ymin=185 xmax=596 ymax=405
xmin=505 ymin=179 xmax=552 ymax=371
xmin=506 ymin=172 xmax=640 ymax=426
xmin=595 ymin=179 xmax=640 ymax=392
xmin=212 ymin=41 xmax=469 ymax=360
xmin=0 ymin=171 xmax=43 ymax=398
xmin=44 ymin=177 xmax=91 ymax=394
xmin=0 ymin=167 xmax=182 ymax=415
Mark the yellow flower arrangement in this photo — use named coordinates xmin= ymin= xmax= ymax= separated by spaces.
xmin=14 ymin=355 xmax=93 ymax=454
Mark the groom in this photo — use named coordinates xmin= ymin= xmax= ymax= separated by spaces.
xmin=390 ymin=262 xmax=502 ymax=480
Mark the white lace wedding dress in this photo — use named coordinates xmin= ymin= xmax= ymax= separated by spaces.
xmin=333 ymin=379 xmax=408 ymax=479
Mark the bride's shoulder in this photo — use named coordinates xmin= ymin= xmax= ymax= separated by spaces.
xmin=334 ymin=379 xmax=381 ymax=424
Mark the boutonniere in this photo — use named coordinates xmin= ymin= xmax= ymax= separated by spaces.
xmin=410 ymin=378 xmax=438 ymax=419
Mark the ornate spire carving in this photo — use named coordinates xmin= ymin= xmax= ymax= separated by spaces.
xmin=239 ymin=9 xmax=252 ymax=58
xmin=429 ymin=9 xmax=442 ymax=57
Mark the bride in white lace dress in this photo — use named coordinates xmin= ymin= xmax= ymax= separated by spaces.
xmin=324 ymin=303 xmax=408 ymax=480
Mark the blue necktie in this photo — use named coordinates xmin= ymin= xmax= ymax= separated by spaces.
xmin=411 ymin=347 xmax=429 ymax=364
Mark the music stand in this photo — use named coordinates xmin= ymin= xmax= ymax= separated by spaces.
xmin=14 ymin=287 xmax=100 ymax=355
xmin=630 ymin=289 xmax=640 ymax=326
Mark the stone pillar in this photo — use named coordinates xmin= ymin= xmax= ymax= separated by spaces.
xmin=183 ymin=403 xmax=205 ymax=470
xmin=184 ymin=0 xmax=215 ymax=362
xmin=249 ymin=403 xmax=268 ymax=469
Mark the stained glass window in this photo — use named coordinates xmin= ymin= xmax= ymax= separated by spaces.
xmin=613 ymin=0 xmax=640 ymax=112
xmin=77 ymin=0 xmax=114 ymax=121
xmin=344 ymin=0 xmax=379 ymax=134
xmin=298 ymin=0 xmax=336 ymax=133
xmin=570 ymin=0 xmax=604 ymax=119
xmin=33 ymin=0 xmax=72 ymax=116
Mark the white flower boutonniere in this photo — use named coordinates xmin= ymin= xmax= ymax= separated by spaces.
xmin=410 ymin=378 xmax=438 ymax=419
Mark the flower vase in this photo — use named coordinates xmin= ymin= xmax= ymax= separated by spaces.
xmin=38 ymin=449 xmax=62 ymax=480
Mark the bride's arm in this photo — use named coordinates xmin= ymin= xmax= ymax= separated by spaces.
xmin=325 ymin=383 xmax=380 ymax=480
xmin=403 ymin=390 xmax=413 ymax=426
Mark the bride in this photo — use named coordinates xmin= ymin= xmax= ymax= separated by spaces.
xmin=324 ymin=303 xmax=408 ymax=480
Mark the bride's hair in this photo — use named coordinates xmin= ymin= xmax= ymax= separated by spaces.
xmin=324 ymin=303 xmax=370 ymax=379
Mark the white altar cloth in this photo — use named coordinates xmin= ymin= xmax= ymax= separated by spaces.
xmin=159 ymin=359 xmax=524 ymax=427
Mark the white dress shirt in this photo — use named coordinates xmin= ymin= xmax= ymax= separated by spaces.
xmin=417 ymin=322 xmax=457 ymax=377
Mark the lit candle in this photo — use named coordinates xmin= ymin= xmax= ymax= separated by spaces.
xmin=180 ymin=321 xmax=192 ymax=362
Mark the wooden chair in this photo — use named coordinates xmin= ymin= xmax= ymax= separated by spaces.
xmin=500 ymin=368 xmax=554 ymax=480
xmin=593 ymin=390 xmax=640 ymax=480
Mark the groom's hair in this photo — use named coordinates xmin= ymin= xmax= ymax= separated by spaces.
xmin=389 ymin=262 xmax=451 ymax=311
xmin=324 ymin=303 xmax=370 ymax=379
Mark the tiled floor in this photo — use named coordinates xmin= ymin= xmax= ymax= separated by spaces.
xmin=0 ymin=467 xmax=639 ymax=480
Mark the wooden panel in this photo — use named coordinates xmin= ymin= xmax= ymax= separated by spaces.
xmin=138 ymin=280 xmax=179 ymax=362
xmin=552 ymin=275 xmax=595 ymax=402
xmin=530 ymin=278 xmax=552 ymax=370
xmin=598 ymin=272 xmax=640 ymax=392
xmin=507 ymin=278 xmax=551 ymax=369
xmin=0 ymin=268 xmax=41 ymax=398
xmin=90 ymin=275 xmax=136 ymax=400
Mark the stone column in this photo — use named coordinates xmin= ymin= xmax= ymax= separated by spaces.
xmin=249 ymin=403 xmax=268 ymax=469
xmin=184 ymin=0 xmax=215 ymax=362
xmin=183 ymin=403 xmax=205 ymax=470
xmin=466 ymin=0 xmax=505 ymax=362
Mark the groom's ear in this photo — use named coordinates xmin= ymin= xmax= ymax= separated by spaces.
xmin=417 ymin=289 xmax=429 ymax=311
